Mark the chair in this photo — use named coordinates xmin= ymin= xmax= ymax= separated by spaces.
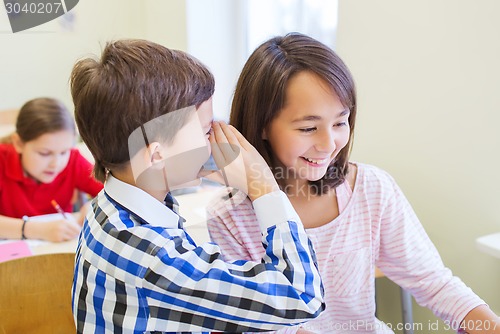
xmin=0 ymin=253 xmax=76 ymax=334
xmin=375 ymin=267 xmax=414 ymax=334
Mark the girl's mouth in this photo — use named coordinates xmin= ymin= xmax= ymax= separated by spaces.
xmin=301 ymin=157 xmax=329 ymax=166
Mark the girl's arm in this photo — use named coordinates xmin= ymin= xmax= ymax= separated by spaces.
xmin=0 ymin=213 xmax=80 ymax=242
xmin=374 ymin=168 xmax=486 ymax=327
xmin=461 ymin=304 xmax=500 ymax=334
xmin=0 ymin=214 xmax=26 ymax=239
xmin=76 ymin=201 xmax=91 ymax=225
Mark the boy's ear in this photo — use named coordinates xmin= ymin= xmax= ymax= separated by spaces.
xmin=147 ymin=142 xmax=164 ymax=166
xmin=11 ymin=133 xmax=24 ymax=153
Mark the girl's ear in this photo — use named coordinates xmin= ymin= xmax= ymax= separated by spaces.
xmin=11 ymin=133 xmax=24 ymax=153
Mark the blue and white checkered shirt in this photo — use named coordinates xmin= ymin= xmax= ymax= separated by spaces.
xmin=72 ymin=175 xmax=324 ymax=333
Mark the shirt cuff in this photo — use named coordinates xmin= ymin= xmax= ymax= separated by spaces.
xmin=252 ymin=190 xmax=302 ymax=233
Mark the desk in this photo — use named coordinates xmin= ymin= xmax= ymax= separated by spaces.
xmin=476 ymin=232 xmax=500 ymax=259
xmin=0 ymin=187 xmax=218 ymax=258
xmin=176 ymin=186 xmax=221 ymax=244
xmin=0 ymin=239 xmax=78 ymax=261
xmin=30 ymin=239 xmax=78 ymax=255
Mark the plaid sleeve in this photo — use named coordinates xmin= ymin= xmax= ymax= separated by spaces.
xmin=73 ymin=191 xmax=324 ymax=333
xmin=143 ymin=221 xmax=324 ymax=332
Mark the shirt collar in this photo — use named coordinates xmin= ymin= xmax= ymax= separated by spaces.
xmin=104 ymin=174 xmax=180 ymax=229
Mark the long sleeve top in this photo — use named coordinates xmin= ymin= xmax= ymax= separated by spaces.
xmin=72 ymin=175 xmax=324 ymax=333
xmin=207 ymin=163 xmax=485 ymax=333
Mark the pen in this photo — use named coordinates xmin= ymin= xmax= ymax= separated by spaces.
xmin=51 ymin=199 xmax=68 ymax=219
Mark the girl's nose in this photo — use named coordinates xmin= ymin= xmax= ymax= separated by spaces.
xmin=315 ymin=129 xmax=336 ymax=152
xmin=48 ymin=154 xmax=63 ymax=168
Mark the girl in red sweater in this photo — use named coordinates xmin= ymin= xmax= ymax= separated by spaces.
xmin=0 ymin=97 xmax=103 ymax=242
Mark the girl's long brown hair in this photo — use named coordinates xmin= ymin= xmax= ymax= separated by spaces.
xmin=230 ymin=33 xmax=357 ymax=194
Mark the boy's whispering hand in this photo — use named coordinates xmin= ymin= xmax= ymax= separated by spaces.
xmin=209 ymin=121 xmax=279 ymax=201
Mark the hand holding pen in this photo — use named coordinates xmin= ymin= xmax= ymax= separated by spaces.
xmin=51 ymin=199 xmax=68 ymax=219
xmin=21 ymin=200 xmax=80 ymax=242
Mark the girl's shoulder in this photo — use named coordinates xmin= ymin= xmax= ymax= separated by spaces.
xmin=57 ymin=148 xmax=93 ymax=178
xmin=69 ymin=147 xmax=83 ymax=157
xmin=0 ymin=142 xmax=14 ymax=153
xmin=0 ymin=143 xmax=17 ymax=163
xmin=68 ymin=147 xmax=92 ymax=165
xmin=351 ymin=161 xmax=394 ymax=178
xmin=350 ymin=161 xmax=399 ymax=190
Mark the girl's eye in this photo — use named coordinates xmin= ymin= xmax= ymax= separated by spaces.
xmin=335 ymin=122 xmax=348 ymax=127
xmin=38 ymin=152 xmax=50 ymax=157
xmin=299 ymin=127 xmax=317 ymax=133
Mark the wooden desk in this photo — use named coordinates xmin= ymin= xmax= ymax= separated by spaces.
xmin=0 ymin=238 xmax=78 ymax=263
xmin=30 ymin=238 xmax=78 ymax=255
xmin=3 ymin=212 xmax=81 ymax=256
xmin=0 ymin=187 xmax=218 ymax=260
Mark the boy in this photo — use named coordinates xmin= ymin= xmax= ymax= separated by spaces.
xmin=70 ymin=39 xmax=324 ymax=333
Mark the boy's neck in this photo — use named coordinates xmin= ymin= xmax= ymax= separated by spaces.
xmin=109 ymin=168 xmax=168 ymax=203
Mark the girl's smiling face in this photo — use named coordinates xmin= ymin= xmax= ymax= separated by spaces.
xmin=265 ymin=71 xmax=350 ymax=187
xmin=13 ymin=130 xmax=75 ymax=183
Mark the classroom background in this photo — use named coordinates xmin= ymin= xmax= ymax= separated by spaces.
xmin=1 ymin=0 xmax=499 ymax=332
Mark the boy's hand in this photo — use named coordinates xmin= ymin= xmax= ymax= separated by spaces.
xmin=209 ymin=121 xmax=279 ymax=201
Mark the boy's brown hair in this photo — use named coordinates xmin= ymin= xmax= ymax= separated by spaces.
xmin=70 ymin=39 xmax=215 ymax=182
xmin=230 ymin=32 xmax=357 ymax=194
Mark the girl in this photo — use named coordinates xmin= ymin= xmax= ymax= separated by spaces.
xmin=0 ymin=97 xmax=103 ymax=242
xmin=207 ymin=33 xmax=499 ymax=333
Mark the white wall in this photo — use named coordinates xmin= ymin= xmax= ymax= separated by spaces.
xmin=186 ymin=0 xmax=247 ymax=121
xmin=337 ymin=0 xmax=500 ymax=330
xmin=184 ymin=0 xmax=340 ymax=122
xmin=0 ymin=0 xmax=187 ymax=111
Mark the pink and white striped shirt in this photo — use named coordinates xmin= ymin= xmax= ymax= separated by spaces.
xmin=206 ymin=163 xmax=484 ymax=333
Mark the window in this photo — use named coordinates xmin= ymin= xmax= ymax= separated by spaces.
xmin=246 ymin=0 xmax=338 ymax=55
xmin=186 ymin=0 xmax=338 ymax=121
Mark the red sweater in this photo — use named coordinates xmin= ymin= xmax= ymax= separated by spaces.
xmin=0 ymin=144 xmax=103 ymax=218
